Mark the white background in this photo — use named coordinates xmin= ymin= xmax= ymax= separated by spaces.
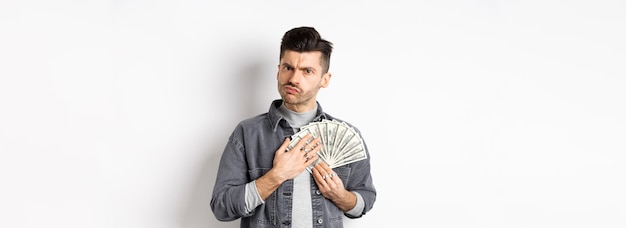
xmin=1 ymin=1 xmax=625 ymax=227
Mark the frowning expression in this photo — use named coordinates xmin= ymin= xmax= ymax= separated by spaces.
xmin=277 ymin=50 xmax=331 ymax=112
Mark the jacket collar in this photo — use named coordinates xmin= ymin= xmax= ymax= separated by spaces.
xmin=268 ymin=99 xmax=328 ymax=132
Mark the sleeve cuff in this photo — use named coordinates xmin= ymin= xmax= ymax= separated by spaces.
xmin=344 ymin=191 xmax=365 ymax=217
xmin=244 ymin=180 xmax=265 ymax=213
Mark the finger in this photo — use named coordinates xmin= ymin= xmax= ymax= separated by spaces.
xmin=310 ymin=138 xmax=321 ymax=152
xmin=303 ymin=152 xmax=311 ymax=162
xmin=279 ymin=137 xmax=291 ymax=153
xmin=304 ymin=153 xmax=318 ymax=165
xmin=327 ymin=171 xmax=338 ymax=185
xmin=305 ymin=136 xmax=321 ymax=152
xmin=295 ymin=134 xmax=313 ymax=152
xmin=314 ymin=162 xmax=329 ymax=173
xmin=309 ymin=137 xmax=320 ymax=147
xmin=314 ymin=163 xmax=336 ymax=182
xmin=299 ymin=137 xmax=320 ymax=154
xmin=311 ymin=164 xmax=324 ymax=183
xmin=317 ymin=161 xmax=330 ymax=169
xmin=322 ymin=172 xmax=339 ymax=191
xmin=317 ymin=161 xmax=335 ymax=175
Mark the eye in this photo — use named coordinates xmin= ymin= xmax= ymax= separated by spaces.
xmin=304 ymin=69 xmax=313 ymax=74
xmin=282 ymin=65 xmax=293 ymax=71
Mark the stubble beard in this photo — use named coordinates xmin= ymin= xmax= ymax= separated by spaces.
xmin=280 ymin=87 xmax=317 ymax=107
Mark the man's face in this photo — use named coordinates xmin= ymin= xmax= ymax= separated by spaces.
xmin=277 ymin=50 xmax=331 ymax=112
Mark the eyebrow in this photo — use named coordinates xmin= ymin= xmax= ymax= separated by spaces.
xmin=280 ymin=63 xmax=317 ymax=72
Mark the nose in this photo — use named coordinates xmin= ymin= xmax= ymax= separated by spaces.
xmin=288 ymin=70 xmax=303 ymax=84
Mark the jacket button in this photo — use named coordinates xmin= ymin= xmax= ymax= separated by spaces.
xmin=315 ymin=190 xmax=321 ymax=195
xmin=317 ymin=218 xmax=323 ymax=224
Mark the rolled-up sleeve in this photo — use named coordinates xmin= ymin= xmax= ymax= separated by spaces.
xmin=344 ymin=133 xmax=377 ymax=219
xmin=210 ymin=129 xmax=254 ymax=221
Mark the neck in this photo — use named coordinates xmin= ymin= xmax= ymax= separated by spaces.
xmin=283 ymin=101 xmax=316 ymax=113
xmin=279 ymin=102 xmax=317 ymax=128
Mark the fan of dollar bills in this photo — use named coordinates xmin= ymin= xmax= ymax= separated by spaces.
xmin=287 ymin=119 xmax=367 ymax=173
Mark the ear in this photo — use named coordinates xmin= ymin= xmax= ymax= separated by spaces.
xmin=320 ymin=72 xmax=332 ymax=88
xmin=276 ymin=64 xmax=280 ymax=80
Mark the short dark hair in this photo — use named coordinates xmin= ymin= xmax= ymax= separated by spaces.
xmin=280 ymin=26 xmax=333 ymax=73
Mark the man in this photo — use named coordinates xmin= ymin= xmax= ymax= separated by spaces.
xmin=210 ymin=26 xmax=376 ymax=228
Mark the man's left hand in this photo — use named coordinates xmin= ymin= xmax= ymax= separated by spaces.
xmin=311 ymin=162 xmax=357 ymax=212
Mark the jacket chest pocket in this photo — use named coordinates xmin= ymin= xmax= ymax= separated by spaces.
xmin=333 ymin=166 xmax=351 ymax=184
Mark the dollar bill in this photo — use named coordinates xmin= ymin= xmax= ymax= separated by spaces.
xmin=288 ymin=119 xmax=367 ymax=173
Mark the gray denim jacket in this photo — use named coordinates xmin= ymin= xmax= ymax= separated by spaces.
xmin=211 ymin=99 xmax=376 ymax=228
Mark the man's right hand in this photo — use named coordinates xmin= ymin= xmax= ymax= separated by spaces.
xmin=272 ymin=134 xmax=320 ymax=181
xmin=255 ymin=134 xmax=321 ymax=200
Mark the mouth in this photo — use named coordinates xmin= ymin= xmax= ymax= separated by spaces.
xmin=284 ymin=85 xmax=299 ymax=94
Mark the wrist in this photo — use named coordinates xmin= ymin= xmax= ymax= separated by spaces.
xmin=265 ymin=168 xmax=287 ymax=186
xmin=339 ymin=191 xmax=357 ymax=212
